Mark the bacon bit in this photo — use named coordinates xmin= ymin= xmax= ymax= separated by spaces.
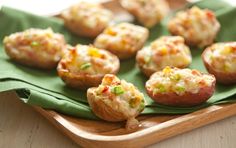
xmin=60 ymin=61 xmax=67 ymax=69
xmin=183 ymin=19 xmax=191 ymax=26
xmin=191 ymin=69 xmax=201 ymax=76
xmin=105 ymin=28 xmax=117 ymax=36
xmin=102 ymin=86 xmax=109 ymax=93
xmin=170 ymin=48 xmax=178 ymax=54
xmin=103 ymin=74 xmax=115 ymax=84
xmin=100 ymin=54 xmax=106 ymax=59
xmin=206 ymin=10 xmax=214 ymax=20
xmin=199 ymin=80 xmax=206 ymax=86
xmin=232 ymin=46 xmax=236 ymax=52
xmin=70 ymin=47 xmax=77 ymax=55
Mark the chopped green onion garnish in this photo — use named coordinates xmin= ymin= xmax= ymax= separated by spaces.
xmin=31 ymin=41 xmax=40 ymax=46
xmin=138 ymin=100 xmax=145 ymax=112
xmin=156 ymin=84 xmax=166 ymax=93
xmin=111 ymin=85 xmax=124 ymax=95
xmin=80 ymin=63 xmax=91 ymax=70
xmin=176 ymin=86 xmax=185 ymax=92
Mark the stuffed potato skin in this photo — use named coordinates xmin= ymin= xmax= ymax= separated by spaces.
xmin=3 ymin=28 xmax=66 ymax=69
xmin=87 ymin=74 xmax=145 ymax=129
xmin=120 ymin=0 xmax=170 ymax=28
xmin=136 ymin=36 xmax=192 ymax=77
xmin=168 ymin=6 xmax=220 ymax=47
xmin=202 ymin=42 xmax=236 ymax=84
xmin=94 ymin=23 xmax=149 ymax=60
xmin=57 ymin=45 xmax=120 ymax=90
xmin=61 ymin=1 xmax=113 ymax=38
xmin=145 ymin=67 xmax=216 ymax=107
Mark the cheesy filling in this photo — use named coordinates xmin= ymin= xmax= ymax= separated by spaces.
xmin=60 ymin=45 xmax=116 ymax=75
xmin=64 ymin=1 xmax=113 ymax=29
xmin=120 ymin=0 xmax=169 ymax=27
xmin=204 ymin=42 xmax=236 ymax=73
xmin=94 ymin=74 xmax=145 ymax=117
xmin=138 ymin=36 xmax=191 ymax=71
xmin=146 ymin=67 xmax=215 ymax=95
xmin=168 ymin=6 xmax=220 ymax=47
xmin=3 ymin=28 xmax=65 ymax=62
xmin=94 ymin=23 xmax=148 ymax=52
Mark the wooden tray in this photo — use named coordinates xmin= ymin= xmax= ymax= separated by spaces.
xmin=33 ymin=103 xmax=236 ymax=147
xmin=29 ymin=0 xmax=236 ymax=147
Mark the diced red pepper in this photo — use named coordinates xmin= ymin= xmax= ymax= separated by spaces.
xmin=199 ymin=80 xmax=206 ymax=86
xmin=102 ymin=86 xmax=109 ymax=93
xmin=206 ymin=10 xmax=214 ymax=20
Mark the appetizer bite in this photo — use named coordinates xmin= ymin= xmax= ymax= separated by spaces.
xmin=61 ymin=1 xmax=113 ymax=38
xmin=145 ymin=67 xmax=216 ymax=107
xmin=3 ymin=28 xmax=66 ymax=69
xmin=136 ymin=36 xmax=192 ymax=77
xmin=202 ymin=42 xmax=236 ymax=84
xmin=87 ymin=74 xmax=145 ymax=130
xmin=94 ymin=22 xmax=149 ymax=59
xmin=57 ymin=45 xmax=119 ymax=90
xmin=120 ymin=0 xmax=170 ymax=28
xmin=168 ymin=6 xmax=220 ymax=47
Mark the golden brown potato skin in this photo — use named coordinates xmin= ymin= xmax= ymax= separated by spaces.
xmin=146 ymin=80 xmax=215 ymax=107
xmin=110 ymin=39 xmax=148 ymax=60
xmin=87 ymin=87 xmax=132 ymax=121
xmin=94 ymin=23 xmax=149 ymax=60
xmin=3 ymin=29 xmax=66 ymax=70
xmin=202 ymin=49 xmax=236 ymax=84
xmin=60 ymin=2 xmax=112 ymax=38
xmin=62 ymin=16 xmax=106 ymax=38
xmin=4 ymin=47 xmax=59 ymax=69
xmin=57 ymin=53 xmax=120 ymax=90
xmin=136 ymin=65 xmax=156 ymax=78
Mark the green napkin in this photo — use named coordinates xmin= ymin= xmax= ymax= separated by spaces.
xmin=0 ymin=0 xmax=236 ymax=119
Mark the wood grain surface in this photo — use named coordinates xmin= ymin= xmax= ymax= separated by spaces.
xmin=1 ymin=91 xmax=236 ymax=148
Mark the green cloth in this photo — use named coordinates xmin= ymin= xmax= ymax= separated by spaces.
xmin=0 ymin=0 xmax=236 ymax=119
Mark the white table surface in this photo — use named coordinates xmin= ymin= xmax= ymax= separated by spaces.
xmin=1 ymin=0 xmax=236 ymax=148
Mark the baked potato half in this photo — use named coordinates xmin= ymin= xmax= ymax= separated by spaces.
xmin=94 ymin=23 xmax=149 ymax=60
xmin=136 ymin=36 xmax=192 ymax=77
xmin=145 ymin=67 xmax=216 ymax=107
xmin=61 ymin=1 xmax=113 ymax=38
xmin=87 ymin=74 xmax=145 ymax=130
xmin=57 ymin=45 xmax=120 ymax=90
xmin=3 ymin=28 xmax=66 ymax=69
xmin=120 ymin=0 xmax=170 ymax=28
xmin=202 ymin=42 xmax=236 ymax=84
xmin=168 ymin=6 xmax=220 ymax=47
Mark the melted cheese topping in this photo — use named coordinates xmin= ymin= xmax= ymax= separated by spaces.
xmin=62 ymin=1 xmax=113 ymax=29
xmin=60 ymin=45 xmax=116 ymax=75
xmin=137 ymin=36 xmax=192 ymax=71
xmin=94 ymin=74 xmax=145 ymax=117
xmin=120 ymin=0 xmax=169 ymax=28
xmin=3 ymin=28 xmax=66 ymax=62
xmin=146 ymin=67 xmax=215 ymax=95
xmin=204 ymin=42 xmax=236 ymax=72
xmin=94 ymin=23 xmax=148 ymax=52
xmin=168 ymin=6 xmax=220 ymax=47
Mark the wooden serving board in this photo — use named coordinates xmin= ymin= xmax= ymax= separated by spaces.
xmin=33 ymin=103 xmax=236 ymax=147
xmin=28 ymin=0 xmax=236 ymax=147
